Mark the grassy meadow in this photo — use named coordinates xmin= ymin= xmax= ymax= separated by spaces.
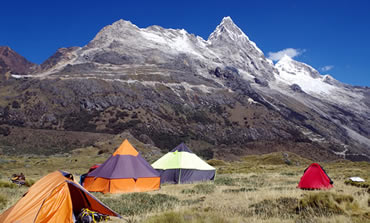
xmin=0 ymin=150 xmax=369 ymax=223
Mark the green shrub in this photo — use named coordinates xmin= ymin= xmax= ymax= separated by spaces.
xmin=0 ymin=180 xmax=17 ymax=188
xmin=99 ymin=193 xmax=179 ymax=216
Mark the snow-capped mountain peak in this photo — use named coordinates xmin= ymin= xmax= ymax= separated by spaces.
xmin=276 ymin=55 xmax=321 ymax=79
xmin=273 ymin=55 xmax=356 ymax=98
xmin=278 ymin=54 xmax=293 ymax=63
xmin=205 ymin=16 xmax=276 ymax=80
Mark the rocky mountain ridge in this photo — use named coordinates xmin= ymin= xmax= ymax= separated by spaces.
xmin=0 ymin=46 xmax=37 ymax=77
xmin=0 ymin=17 xmax=369 ymax=161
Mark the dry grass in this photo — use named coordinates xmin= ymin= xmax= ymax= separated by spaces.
xmin=0 ymin=152 xmax=369 ymax=223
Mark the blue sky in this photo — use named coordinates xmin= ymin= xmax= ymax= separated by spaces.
xmin=1 ymin=0 xmax=369 ymax=86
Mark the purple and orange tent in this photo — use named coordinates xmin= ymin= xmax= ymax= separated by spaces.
xmin=83 ymin=139 xmax=160 ymax=193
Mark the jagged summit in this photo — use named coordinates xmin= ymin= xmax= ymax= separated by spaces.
xmin=41 ymin=16 xmax=274 ymax=81
xmin=209 ymin=16 xmax=249 ymax=43
xmin=216 ymin=16 xmax=242 ymax=33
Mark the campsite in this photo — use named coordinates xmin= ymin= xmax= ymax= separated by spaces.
xmin=0 ymin=136 xmax=369 ymax=223
xmin=1 ymin=1 xmax=370 ymax=222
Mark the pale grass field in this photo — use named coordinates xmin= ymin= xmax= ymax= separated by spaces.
xmin=0 ymin=151 xmax=369 ymax=222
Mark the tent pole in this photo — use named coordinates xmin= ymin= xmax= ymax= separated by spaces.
xmin=179 ymin=168 xmax=181 ymax=184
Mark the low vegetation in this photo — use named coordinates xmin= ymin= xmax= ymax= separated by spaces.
xmin=0 ymin=194 xmax=7 ymax=210
xmin=344 ymin=179 xmax=370 ymax=189
xmin=96 ymin=193 xmax=179 ymax=216
xmin=0 ymin=151 xmax=369 ymax=223
xmin=181 ymin=184 xmax=216 ymax=195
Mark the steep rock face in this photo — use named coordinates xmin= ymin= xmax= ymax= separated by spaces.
xmin=1 ymin=17 xmax=369 ymax=161
xmin=0 ymin=46 xmax=37 ymax=76
xmin=40 ymin=47 xmax=80 ymax=71
xmin=208 ymin=17 xmax=276 ymax=81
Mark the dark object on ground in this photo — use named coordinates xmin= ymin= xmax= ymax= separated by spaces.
xmin=77 ymin=208 xmax=110 ymax=223
xmin=10 ymin=173 xmax=25 ymax=186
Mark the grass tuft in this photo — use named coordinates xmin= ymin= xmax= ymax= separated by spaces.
xmin=249 ymin=197 xmax=298 ymax=218
xmin=98 ymin=193 xmax=179 ymax=216
xmin=144 ymin=211 xmax=185 ymax=223
xmin=0 ymin=194 xmax=7 ymax=209
xmin=0 ymin=180 xmax=18 ymax=188
xmin=214 ymin=176 xmax=236 ymax=186
xmin=143 ymin=211 xmax=231 ymax=223
xmin=207 ymin=159 xmax=227 ymax=166
xmin=181 ymin=184 xmax=215 ymax=195
xmin=25 ymin=179 xmax=35 ymax=187
xmin=297 ymin=192 xmax=356 ymax=216
xmin=344 ymin=180 xmax=370 ymax=189
xmin=222 ymin=187 xmax=257 ymax=193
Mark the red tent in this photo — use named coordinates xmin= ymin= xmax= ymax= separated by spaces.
xmin=298 ymin=163 xmax=333 ymax=189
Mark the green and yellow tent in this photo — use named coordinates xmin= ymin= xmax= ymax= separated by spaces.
xmin=152 ymin=143 xmax=215 ymax=184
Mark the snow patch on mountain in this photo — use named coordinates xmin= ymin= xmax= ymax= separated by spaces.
xmin=267 ymin=56 xmax=369 ymax=151
xmin=275 ymin=55 xmax=336 ymax=95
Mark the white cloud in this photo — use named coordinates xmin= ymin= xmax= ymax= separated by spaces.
xmin=321 ymin=65 xmax=334 ymax=72
xmin=267 ymin=48 xmax=305 ymax=61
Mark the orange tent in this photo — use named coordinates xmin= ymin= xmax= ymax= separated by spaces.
xmin=83 ymin=139 xmax=160 ymax=193
xmin=0 ymin=171 xmax=120 ymax=223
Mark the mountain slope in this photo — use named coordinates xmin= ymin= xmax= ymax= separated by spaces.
xmin=0 ymin=17 xmax=369 ymax=161
xmin=0 ymin=46 xmax=37 ymax=77
xmin=270 ymin=55 xmax=370 ymax=159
